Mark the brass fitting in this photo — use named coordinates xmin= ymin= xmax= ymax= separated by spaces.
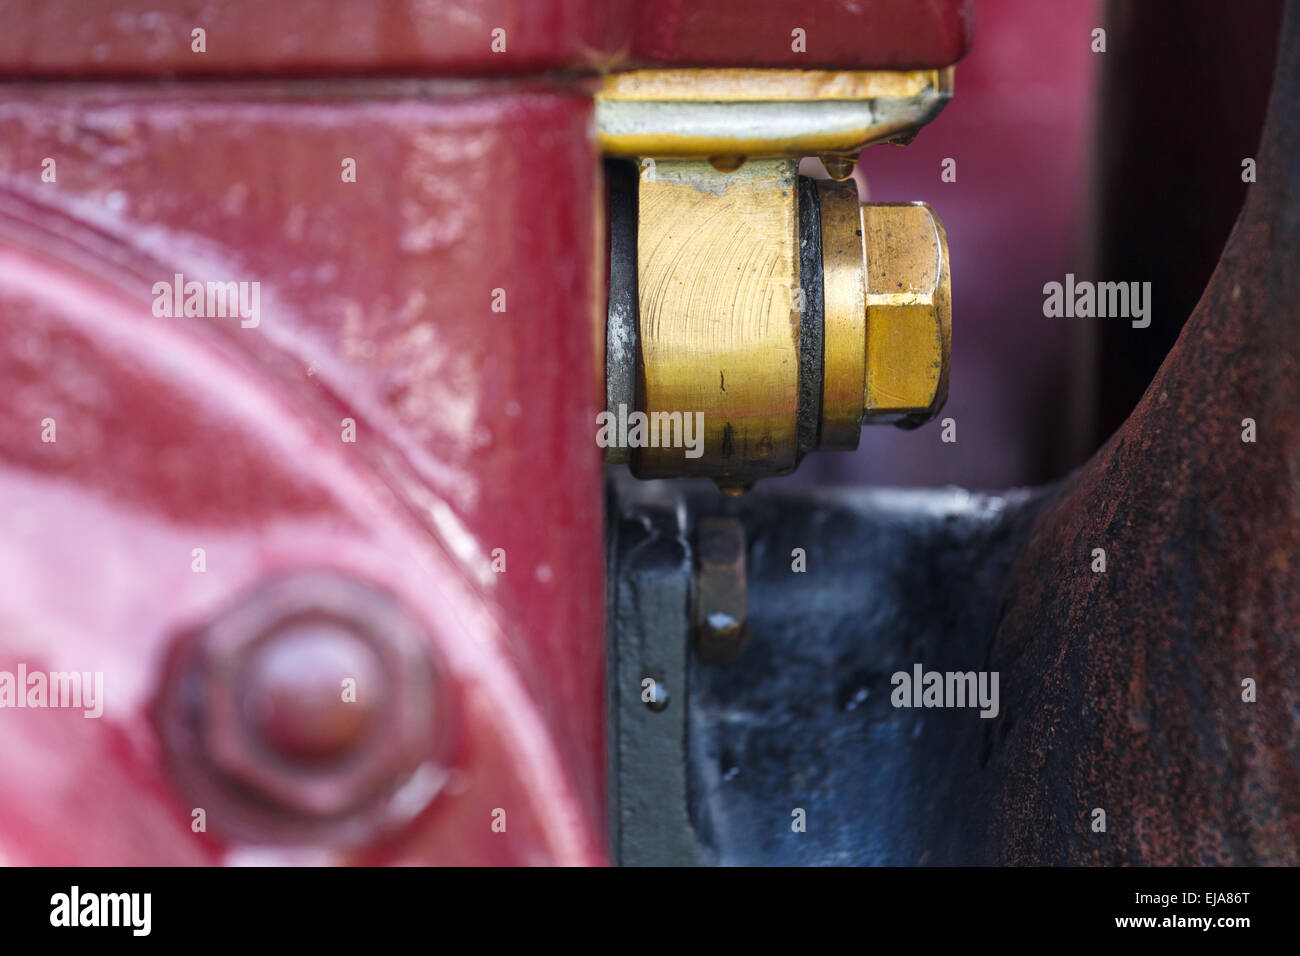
xmin=598 ymin=67 xmax=952 ymax=491
xmin=634 ymin=159 xmax=803 ymax=484
xmin=605 ymin=159 xmax=950 ymax=490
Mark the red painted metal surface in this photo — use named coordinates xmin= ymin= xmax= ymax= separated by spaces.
xmin=629 ymin=0 xmax=972 ymax=69
xmin=0 ymin=81 xmax=605 ymax=864
xmin=0 ymin=0 xmax=971 ymax=77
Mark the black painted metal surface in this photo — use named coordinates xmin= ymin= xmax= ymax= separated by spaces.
xmin=609 ymin=476 xmax=1050 ymax=864
xmin=606 ymin=482 xmax=703 ymax=865
xmin=604 ymin=158 xmax=639 ymax=465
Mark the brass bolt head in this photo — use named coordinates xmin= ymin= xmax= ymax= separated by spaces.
xmin=860 ymin=201 xmax=951 ymax=425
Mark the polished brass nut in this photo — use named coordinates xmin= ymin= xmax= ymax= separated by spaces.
xmin=817 ymin=186 xmax=952 ymax=434
xmin=860 ymin=202 xmax=951 ymax=426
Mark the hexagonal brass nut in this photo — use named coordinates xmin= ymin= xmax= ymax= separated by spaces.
xmin=860 ymin=202 xmax=951 ymax=425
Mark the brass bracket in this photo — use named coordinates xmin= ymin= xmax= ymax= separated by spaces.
xmin=596 ymin=68 xmax=953 ymax=173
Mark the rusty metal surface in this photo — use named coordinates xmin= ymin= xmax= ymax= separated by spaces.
xmin=0 ymin=0 xmax=972 ymax=78
xmin=985 ymin=5 xmax=1300 ymax=864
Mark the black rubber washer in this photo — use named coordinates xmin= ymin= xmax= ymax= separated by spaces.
xmin=605 ymin=159 xmax=639 ymax=426
xmin=796 ymin=175 xmax=826 ymax=463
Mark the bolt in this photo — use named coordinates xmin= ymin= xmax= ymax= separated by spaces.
xmin=693 ymin=517 xmax=748 ymax=664
xmin=645 ymin=678 xmax=670 ymax=712
xmin=241 ymin=620 xmax=384 ymax=764
xmin=158 ymin=571 xmax=445 ymax=844
xmin=859 ymin=201 xmax=951 ymax=426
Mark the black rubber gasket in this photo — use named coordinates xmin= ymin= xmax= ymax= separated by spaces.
xmin=605 ymin=159 xmax=639 ymax=429
xmin=795 ymin=175 xmax=826 ymax=463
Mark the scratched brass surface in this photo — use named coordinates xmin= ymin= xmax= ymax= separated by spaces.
xmin=633 ymin=159 xmax=801 ymax=479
